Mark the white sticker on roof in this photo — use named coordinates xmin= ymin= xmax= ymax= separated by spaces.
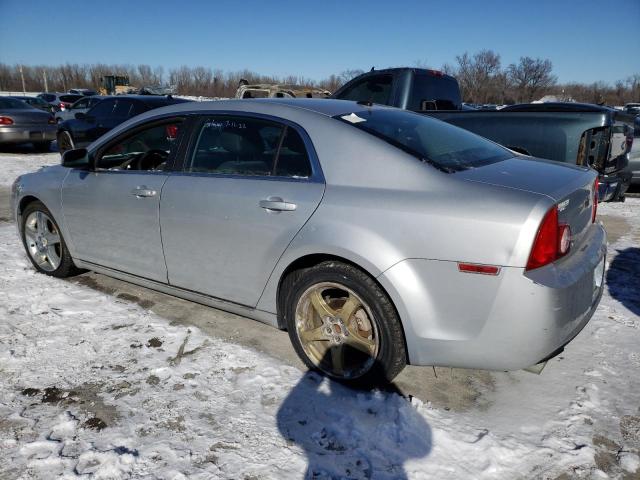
xmin=341 ymin=113 xmax=366 ymax=124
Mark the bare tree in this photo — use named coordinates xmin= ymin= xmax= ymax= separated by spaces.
xmin=507 ymin=57 xmax=556 ymax=102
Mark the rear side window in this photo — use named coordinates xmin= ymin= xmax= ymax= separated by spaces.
xmin=336 ymin=74 xmax=393 ymax=105
xmin=38 ymin=94 xmax=55 ymax=102
xmin=275 ymin=127 xmax=312 ymax=178
xmin=190 ymin=117 xmax=282 ymax=176
xmin=336 ymin=109 xmax=512 ymax=172
xmin=60 ymin=95 xmax=82 ymax=103
xmin=190 ymin=116 xmax=312 ymax=178
xmin=408 ymin=74 xmax=461 ymax=111
xmin=0 ymin=98 xmax=30 ymax=109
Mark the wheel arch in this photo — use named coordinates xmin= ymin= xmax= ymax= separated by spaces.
xmin=17 ymin=195 xmax=42 ymax=223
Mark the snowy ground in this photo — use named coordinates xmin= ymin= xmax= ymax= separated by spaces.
xmin=0 ymin=155 xmax=639 ymax=479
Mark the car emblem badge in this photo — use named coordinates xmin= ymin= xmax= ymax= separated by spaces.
xmin=558 ymin=199 xmax=570 ymax=211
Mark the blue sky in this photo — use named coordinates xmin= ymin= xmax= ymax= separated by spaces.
xmin=1 ymin=0 xmax=638 ymax=84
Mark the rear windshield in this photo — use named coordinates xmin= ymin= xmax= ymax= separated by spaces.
xmin=39 ymin=94 xmax=55 ymax=102
xmin=60 ymin=94 xmax=83 ymax=103
xmin=335 ymin=109 xmax=512 ymax=172
xmin=0 ymin=97 xmax=31 ymax=109
xmin=408 ymin=74 xmax=461 ymax=111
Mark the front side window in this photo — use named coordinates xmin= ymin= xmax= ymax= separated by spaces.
xmin=336 ymin=109 xmax=512 ymax=172
xmin=190 ymin=116 xmax=312 ymax=178
xmin=337 ymin=74 xmax=393 ymax=105
xmin=96 ymin=119 xmax=183 ymax=171
xmin=88 ymin=99 xmax=116 ymax=117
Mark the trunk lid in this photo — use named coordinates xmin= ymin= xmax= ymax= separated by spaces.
xmin=458 ymin=156 xmax=597 ymax=244
xmin=2 ymin=109 xmax=52 ymax=126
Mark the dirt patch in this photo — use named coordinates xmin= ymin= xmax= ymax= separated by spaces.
xmin=147 ymin=337 xmax=163 ymax=348
xmin=621 ymin=415 xmax=640 ymax=447
xmin=599 ymin=214 xmax=631 ymax=244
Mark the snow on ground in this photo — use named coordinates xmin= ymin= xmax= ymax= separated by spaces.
xmin=0 ymin=152 xmax=59 ymax=187
xmin=0 ymin=152 xmax=639 ymax=478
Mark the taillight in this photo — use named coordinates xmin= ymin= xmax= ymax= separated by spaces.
xmin=59 ymin=103 xmax=66 ymax=111
xmin=592 ymin=178 xmax=599 ymax=223
xmin=526 ymin=206 xmax=572 ymax=270
xmin=0 ymin=116 xmax=14 ymax=125
xmin=166 ymin=124 xmax=179 ymax=139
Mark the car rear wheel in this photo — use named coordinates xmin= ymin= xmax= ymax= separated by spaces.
xmin=21 ymin=201 xmax=80 ymax=278
xmin=283 ymin=261 xmax=407 ymax=386
xmin=57 ymin=131 xmax=74 ymax=154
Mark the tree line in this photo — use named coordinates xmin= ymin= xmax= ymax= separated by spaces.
xmin=0 ymin=51 xmax=638 ymax=105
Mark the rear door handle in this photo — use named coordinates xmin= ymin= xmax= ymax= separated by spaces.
xmin=131 ymin=186 xmax=157 ymax=198
xmin=259 ymin=197 xmax=297 ymax=212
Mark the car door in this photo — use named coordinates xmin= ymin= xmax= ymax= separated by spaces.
xmin=72 ymin=98 xmax=116 ymax=146
xmin=61 ymin=117 xmax=187 ymax=282
xmin=160 ymin=115 xmax=325 ymax=307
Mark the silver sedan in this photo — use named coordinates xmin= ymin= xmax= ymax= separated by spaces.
xmin=0 ymin=96 xmax=56 ymax=151
xmin=11 ymin=99 xmax=606 ymax=385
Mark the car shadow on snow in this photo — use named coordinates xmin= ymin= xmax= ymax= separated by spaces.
xmin=276 ymin=352 xmax=432 ymax=479
xmin=606 ymin=247 xmax=640 ymax=316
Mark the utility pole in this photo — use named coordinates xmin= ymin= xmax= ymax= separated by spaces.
xmin=43 ymin=69 xmax=49 ymax=92
xmin=19 ymin=65 xmax=26 ymax=94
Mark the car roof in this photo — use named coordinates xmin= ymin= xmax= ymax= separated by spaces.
xmin=146 ymin=98 xmax=379 ymax=118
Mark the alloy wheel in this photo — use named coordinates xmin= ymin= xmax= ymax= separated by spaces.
xmin=294 ymin=282 xmax=379 ymax=379
xmin=24 ymin=210 xmax=62 ymax=272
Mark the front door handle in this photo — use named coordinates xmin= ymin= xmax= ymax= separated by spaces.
xmin=131 ymin=186 xmax=157 ymax=198
xmin=259 ymin=197 xmax=297 ymax=212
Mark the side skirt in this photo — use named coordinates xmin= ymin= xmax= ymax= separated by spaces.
xmin=74 ymin=259 xmax=280 ymax=328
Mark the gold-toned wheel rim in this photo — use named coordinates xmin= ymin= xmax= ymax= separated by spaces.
xmin=294 ymin=282 xmax=379 ymax=379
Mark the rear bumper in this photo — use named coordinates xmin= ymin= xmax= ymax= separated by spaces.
xmin=378 ymin=223 xmax=607 ymax=370
xmin=0 ymin=125 xmax=56 ymax=144
xmin=599 ymin=170 xmax=631 ymax=202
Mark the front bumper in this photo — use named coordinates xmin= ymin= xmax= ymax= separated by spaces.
xmin=0 ymin=125 xmax=56 ymax=144
xmin=378 ymin=223 xmax=607 ymax=370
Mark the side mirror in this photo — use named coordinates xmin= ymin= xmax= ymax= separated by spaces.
xmin=61 ymin=148 xmax=90 ymax=169
xmin=75 ymin=112 xmax=86 ymax=120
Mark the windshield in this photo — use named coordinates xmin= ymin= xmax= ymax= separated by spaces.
xmin=335 ymin=109 xmax=512 ymax=172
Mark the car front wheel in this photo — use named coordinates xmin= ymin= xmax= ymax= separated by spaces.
xmin=21 ymin=201 xmax=80 ymax=278
xmin=57 ymin=131 xmax=74 ymax=154
xmin=283 ymin=261 xmax=407 ymax=386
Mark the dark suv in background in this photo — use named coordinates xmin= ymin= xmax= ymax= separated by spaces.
xmin=56 ymin=95 xmax=191 ymax=153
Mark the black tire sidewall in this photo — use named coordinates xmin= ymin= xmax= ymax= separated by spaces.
xmin=284 ymin=262 xmax=406 ymax=385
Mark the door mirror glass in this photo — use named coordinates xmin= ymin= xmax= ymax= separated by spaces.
xmin=61 ymin=148 xmax=90 ymax=169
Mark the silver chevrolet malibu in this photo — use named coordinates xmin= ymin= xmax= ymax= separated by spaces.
xmin=11 ymin=99 xmax=606 ymax=385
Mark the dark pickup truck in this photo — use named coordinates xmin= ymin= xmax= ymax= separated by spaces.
xmin=332 ymin=68 xmax=635 ymax=201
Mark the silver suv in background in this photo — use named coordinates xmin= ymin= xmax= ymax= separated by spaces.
xmin=37 ymin=93 xmax=83 ymax=113
xmin=55 ymin=96 xmax=110 ymax=123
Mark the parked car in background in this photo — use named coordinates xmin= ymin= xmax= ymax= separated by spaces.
xmin=9 ymin=96 xmax=56 ymax=114
xmin=12 ymin=99 xmax=606 ymax=385
xmin=56 ymin=95 xmax=190 ymax=153
xmin=332 ymin=68 xmax=635 ymax=201
xmin=0 ymin=96 xmax=56 ymax=151
xmin=55 ymin=96 xmax=111 ymax=123
xmin=623 ymin=103 xmax=640 ymax=115
xmin=37 ymin=93 xmax=84 ymax=113
xmin=68 ymin=88 xmax=97 ymax=96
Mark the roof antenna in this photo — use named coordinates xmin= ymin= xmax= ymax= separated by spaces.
xmin=370 ymin=66 xmax=375 ymax=72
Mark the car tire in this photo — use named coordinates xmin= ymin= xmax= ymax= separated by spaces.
xmin=57 ymin=131 xmax=75 ymax=154
xmin=20 ymin=201 xmax=81 ymax=278
xmin=33 ymin=141 xmax=52 ymax=153
xmin=283 ymin=261 xmax=407 ymax=386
